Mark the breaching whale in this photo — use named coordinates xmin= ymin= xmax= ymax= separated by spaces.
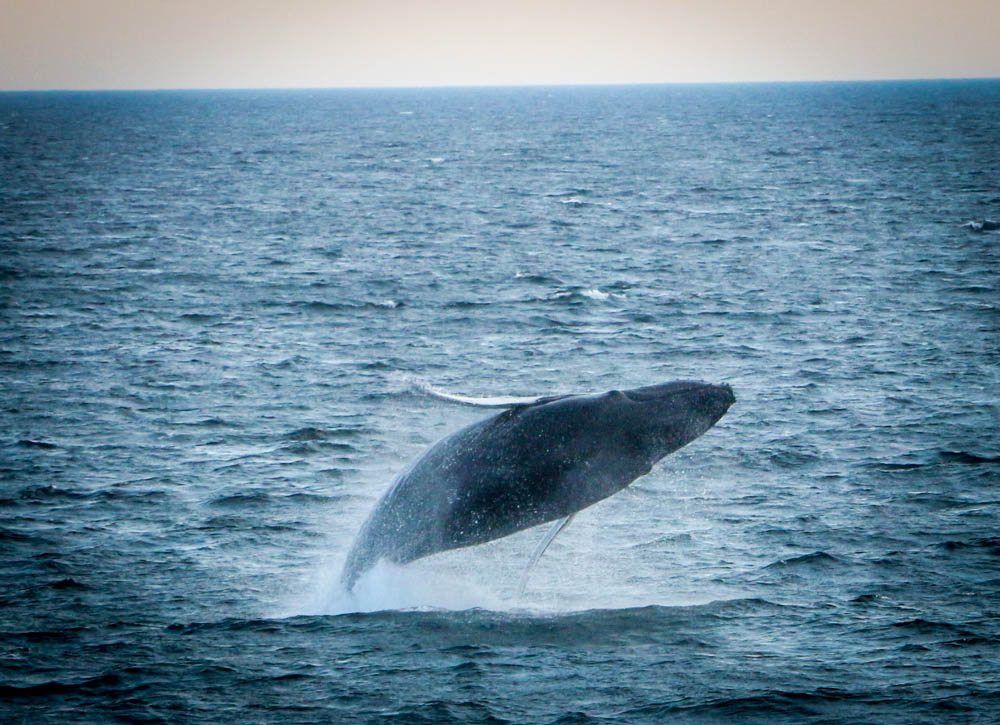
xmin=341 ymin=380 xmax=735 ymax=591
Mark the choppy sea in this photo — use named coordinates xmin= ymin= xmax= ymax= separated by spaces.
xmin=1 ymin=81 xmax=998 ymax=723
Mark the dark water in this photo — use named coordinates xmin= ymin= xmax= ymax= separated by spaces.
xmin=2 ymin=81 xmax=998 ymax=723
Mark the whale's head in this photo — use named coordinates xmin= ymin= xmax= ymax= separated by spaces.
xmin=617 ymin=380 xmax=735 ymax=463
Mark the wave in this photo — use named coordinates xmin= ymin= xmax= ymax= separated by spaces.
xmin=764 ymin=445 xmax=822 ymax=468
xmin=17 ymin=485 xmax=88 ymax=501
xmin=177 ymin=312 xmax=218 ymax=324
xmin=206 ymin=489 xmax=348 ymax=508
xmin=961 ymin=219 xmax=998 ymax=232
xmin=544 ymin=188 xmax=593 ymax=198
xmin=204 ymin=598 xmax=793 ymax=647
xmin=763 ymin=551 xmax=845 ymax=569
xmin=438 ymin=285 xmax=625 ymax=310
xmin=890 ymin=617 xmax=970 ymax=634
xmin=0 ymin=672 xmax=133 ymax=699
xmin=207 ymin=491 xmax=273 ymax=508
xmin=546 ymin=287 xmax=624 ymax=305
xmin=178 ymin=417 xmax=237 ymax=428
xmin=281 ymin=299 xmax=404 ymax=314
xmin=16 ymin=439 xmax=59 ymax=450
xmin=644 ymin=688 xmax=875 ymax=720
xmin=278 ymin=440 xmax=356 ymax=456
xmin=284 ymin=426 xmax=366 ymax=441
xmin=870 ymin=450 xmax=1000 ymax=471
xmin=47 ymin=577 xmax=86 ymax=590
xmin=938 ymin=450 xmax=1000 ymax=465
xmin=939 ymin=537 xmax=1000 ymax=554
xmin=513 ymin=271 xmax=561 ymax=285
xmin=0 ymin=527 xmax=36 ymax=542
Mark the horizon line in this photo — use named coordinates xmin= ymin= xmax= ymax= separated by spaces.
xmin=2 ymin=75 xmax=999 ymax=95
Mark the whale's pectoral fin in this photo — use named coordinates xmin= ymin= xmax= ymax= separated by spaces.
xmin=422 ymin=384 xmax=568 ymax=409
xmin=517 ymin=514 xmax=575 ymax=597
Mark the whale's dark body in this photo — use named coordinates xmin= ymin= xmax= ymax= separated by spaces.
xmin=341 ymin=381 xmax=735 ymax=590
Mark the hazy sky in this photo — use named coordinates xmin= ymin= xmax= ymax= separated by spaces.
xmin=2 ymin=0 xmax=999 ymax=90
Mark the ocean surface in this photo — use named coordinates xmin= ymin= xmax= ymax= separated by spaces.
xmin=1 ymin=81 xmax=998 ymax=723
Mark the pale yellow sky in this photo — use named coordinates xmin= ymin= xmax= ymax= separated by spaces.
xmin=1 ymin=0 xmax=998 ymax=90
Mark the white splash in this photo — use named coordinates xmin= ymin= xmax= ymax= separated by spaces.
xmin=284 ymin=558 xmax=505 ymax=616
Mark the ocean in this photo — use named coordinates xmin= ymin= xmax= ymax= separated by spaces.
xmin=1 ymin=80 xmax=998 ymax=723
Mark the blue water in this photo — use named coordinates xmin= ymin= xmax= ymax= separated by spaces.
xmin=1 ymin=81 xmax=998 ymax=723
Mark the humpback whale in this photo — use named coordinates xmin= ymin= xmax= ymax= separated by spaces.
xmin=341 ymin=380 xmax=735 ymax=591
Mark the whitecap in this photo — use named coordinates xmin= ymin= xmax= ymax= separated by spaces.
xmin=962 ymin=219 xmax=998 ymax=232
